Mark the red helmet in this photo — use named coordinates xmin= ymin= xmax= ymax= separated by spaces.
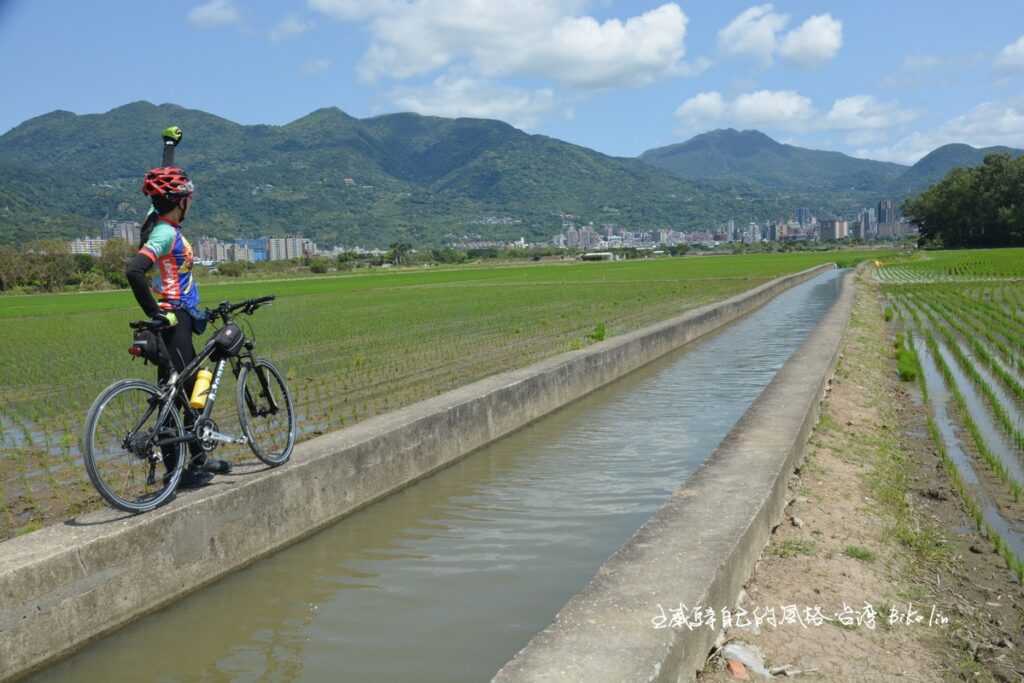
xmin=141 ymin=166 xmax=194 ymax=199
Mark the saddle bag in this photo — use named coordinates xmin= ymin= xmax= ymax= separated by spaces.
xmin=129 ymin=328 xmax=170 ymax=367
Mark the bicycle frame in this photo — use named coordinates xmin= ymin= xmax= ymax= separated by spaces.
xmin=125 ymin=335 xmax=252 ymax=456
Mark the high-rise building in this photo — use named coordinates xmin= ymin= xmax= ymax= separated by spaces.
xmin=819 ymin=219 xmax=849 ymax=241
xmin=877 ymin=199 xmax=897 ymax=226
xmin=796 ymin=208 xmax=812 ymax=227
xmin=102 ymin=220 xmax=140 ymax=244
xmin=268 ymin=238 xmax=288 ymax=261
xmin=285 ymin=237 xmax=304 ymax=259
xmin=566 ymin=227 xmax=580 ymax=248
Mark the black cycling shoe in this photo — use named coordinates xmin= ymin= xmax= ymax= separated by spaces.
xmin=197 ymin=457 xmax=232 ymax=475
xmin=176 ymin=468 xmax=214 ymax=489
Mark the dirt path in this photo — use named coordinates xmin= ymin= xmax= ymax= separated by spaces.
xmin=699 ymin=272 xmax=1024 ymax=682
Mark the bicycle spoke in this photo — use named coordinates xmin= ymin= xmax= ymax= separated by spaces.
xmin=84 ymin=382 xmax=184 ymax=512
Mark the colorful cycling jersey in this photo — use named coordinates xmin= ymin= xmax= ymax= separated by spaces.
xmin=139 ymin=220 xmax=200 ymax=311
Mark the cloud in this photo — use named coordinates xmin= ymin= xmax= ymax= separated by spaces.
xmin=301 ymin=58 xmax=332 ymax=76
xmin=883 ymin=52 xmax=987 ymax=89
xmin=391 ymin=75 xmax=555 ymax=129
xmin=187 ymin=0 xmax=240 ymax=29
xmin=311 ymin=1 xmax=701 ymax=89
xmin=862 ymin=99 xmax=1024 ymax=163
xmin=675 ymin=91 xmax=726 ymax=121
xmin=733 ymin=90 xmax=814 ymax=125
xmin=778 ymin=14 xmax=842 ymax=67
xmin=675 ymin=90 xmax=914 ymax=136
xmin=825 ymin=96 xmax=916 ymax=130
xmin=717 ymin=5 xmax=841 ymax=66
xmin=271 ymin=16 xmax=314 ymax=42
xmin=717 ymin=4 xmax=788 ymax=65
xmin=996 ymin=35 xmax=1024 ymax=73
xmin=307 ymin=0 xmax=398 ymax=21
xmin=676 ymin=89 xmax=812 ymax=130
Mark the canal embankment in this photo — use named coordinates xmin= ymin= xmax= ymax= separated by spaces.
xmin=0 ymin=263 xmax=831 ymax=682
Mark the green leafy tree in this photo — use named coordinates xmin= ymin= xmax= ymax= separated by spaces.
xmin=904 ymin=154 xmax=1024 ymax=248
xmin=388 ymin=242 xmax=412 ymax=265
xmin=98 ymin=239 xmax=133 ymax=288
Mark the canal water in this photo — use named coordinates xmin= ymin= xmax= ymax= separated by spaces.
xmin=30 ymin=270 xmax=844 ymax=683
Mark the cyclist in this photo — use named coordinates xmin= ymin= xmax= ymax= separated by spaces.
xmin=124 ymin=160 xmax=232 ymax=487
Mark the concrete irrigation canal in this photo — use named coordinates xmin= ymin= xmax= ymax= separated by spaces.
xmin=4 ymin=266 xmax=851 ymax=683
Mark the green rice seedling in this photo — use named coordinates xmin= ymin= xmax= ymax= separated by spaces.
xmin=586 ymin=322 xmax=607 ymax=343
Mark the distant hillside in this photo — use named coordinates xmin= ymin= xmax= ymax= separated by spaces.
xmin=889 ymin=142 xmax=1024 ymax=196
xmin=0 ymin=102 xmax=763 ymax=247
xmin=4 ymin=104 xmax=1020 ymax=247
xmin=639 ymin=129 xmax=908 ymax=194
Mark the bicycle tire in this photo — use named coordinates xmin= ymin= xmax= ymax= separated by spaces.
xmin=237 ymin=358 xmax=295 ymax=466
xmin=82 ymin=379 xmax=186 ymax=513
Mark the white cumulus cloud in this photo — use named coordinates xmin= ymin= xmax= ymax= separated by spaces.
xmin=996 ymin=35 xmax=1024 ymax=73
xmin=778 ymin=14 xmax=842 ymax=67
xmin=271 ymin=16 xmax=314 ymax=42
xmin=675 ymin=91 xmax=726 ymax=122
xmin=718 ymin=5 xmax=842 ymax=66
xmin=825 ymin=96 xmax=916 ymax=130
xmin=187 ymin=0 xmax=240 ymax=29
xmin=733 ymin=90 xmax=814 ymax=125
xmin=861 ymin=99 xmax=1024 ymax=163
xmin=675 ymin=91 xmax=915 ymax=139
xmin=310 ymin=1 xmax=700 ymax=89
xmin=391 ymin=75 xmax=555 ymax=130
xmin=307 ymin=0 xmax=399 ymax=21
xmin=717 ymin=4 xmax=788 ymax=65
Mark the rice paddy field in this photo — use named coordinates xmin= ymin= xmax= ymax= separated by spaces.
xmin=0 ymin=251 xmax=882 ymax=539
xmin=880 ymin=248 xmax=1024 ymax=581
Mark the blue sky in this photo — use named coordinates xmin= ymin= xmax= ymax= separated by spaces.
xmin=2 ymin=0 xmax=1023 ymax=164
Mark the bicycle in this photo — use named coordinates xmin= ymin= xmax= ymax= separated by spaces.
xmin=82 ymin=296 xmax=296 ymax=513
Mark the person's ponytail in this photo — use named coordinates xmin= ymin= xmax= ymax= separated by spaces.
xmin=138 ymin=196 xmax=177 ymax=249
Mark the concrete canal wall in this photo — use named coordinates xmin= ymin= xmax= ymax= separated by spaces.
xmin=493 ymin=269 xmax=856 ymax=683
xmin=0 ymin=263 xmax=832 ymax=682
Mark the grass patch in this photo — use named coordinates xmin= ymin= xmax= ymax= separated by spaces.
xmin=843 ymin=544 xmax=876 ymax=562
xmin=770 ymin=538 xmax=817 ymax=558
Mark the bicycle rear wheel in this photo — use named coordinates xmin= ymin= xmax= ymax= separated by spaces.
xmin=237 ymin=359 xmax=295 ymax=466
xmin=82 ymin=380 xmax=186 ymax=513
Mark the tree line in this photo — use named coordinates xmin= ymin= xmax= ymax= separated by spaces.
xmin=0 ymin=240 xmax=134 ymax=293
xmin=904 ymin=153 xmax=1024 ymax=248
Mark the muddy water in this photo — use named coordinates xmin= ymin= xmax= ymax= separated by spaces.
xmin=913 ymin=337 xmax=1024 ymax=557
xmin=29 ymin=270 xmax=844 ymax=683
xmin=933 ymin=342 xmax=1024 ymax=486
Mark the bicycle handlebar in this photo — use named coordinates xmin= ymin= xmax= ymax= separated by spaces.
xmin=129 ymin=296 xmax=275 ymax=330
xmin=207 ymin=295 xmax=276 ymax=323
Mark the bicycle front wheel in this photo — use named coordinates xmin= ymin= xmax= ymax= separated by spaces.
xmin=237 ymin=359 xmax=296 ymax=466
xmin=82 ymin=379 xmax=186 ymax=513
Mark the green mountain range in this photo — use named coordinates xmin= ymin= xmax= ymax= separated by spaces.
xmin=639 ymin=129 xmax=1024 ymax=204
xmin=887 ymin=143 xmax=1024 ymax=196
xmin=0 ymin=102 xmax=746 ymax=247
xmin=0 ymin=103 xmax=1020 ymax=247
xmin=639 ymin=129 xmax=907 ymax=193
